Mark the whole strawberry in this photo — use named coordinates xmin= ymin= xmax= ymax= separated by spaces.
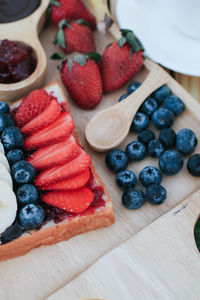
xmin=50 ymin=0 xmax=96 ymax=29
xmin=54 ymin=19 xmax=95 ymax=54
xmin=51 ymin=52 xmax=102 ymax=109
xmin=100 ymin=29 xmax=144 ymax=93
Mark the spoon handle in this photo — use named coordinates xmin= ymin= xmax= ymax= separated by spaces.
xmin=116 ymin=61 xmax=170 ymax=121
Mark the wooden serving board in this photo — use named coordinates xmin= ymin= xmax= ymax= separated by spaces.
xmin=1 ymin=19 xmax=200 ymax=300
xmin=47 ymin=190 xmax=200 ymax=300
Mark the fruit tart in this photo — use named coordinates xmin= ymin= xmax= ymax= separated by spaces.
xmin=0 ymin=82 xmax=114 ymax=261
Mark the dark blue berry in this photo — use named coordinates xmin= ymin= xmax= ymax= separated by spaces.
xmin=6 ymin=149 xmax=24 ymax=166
xmin=1 ymin=126 xmax=24 ymax=151
xmin=148 ymin=139 xmax=164 ymax=158
xmin=137 ymin=129 xmax=155 ymax=145
xmin=159 ymin=128 xmax=176 ymax=149
xmin=19 ymin=204 xmax=45 ymax=230
xmin=1 ymin=220 xmax=24 ymax=244
xmin=118 ymin=93 xmax=129 ymax=102
xmin=11 ymin=160 xmax=37 ymax=184
xmin=176 ymin=128 xmax=198 ymax=156
xmin=153 ymin=85 xmax=171 ymax=104
xmin=127 ymin=82 xmax=141 ymax=94
xmin=122 ymin=188 xmax=145 ymax=210
xmin=145 ymin=184 xmax=167 ymax=205
xmin=187 ymin=154 xmax=200 ymax=176
xmin=152 ymin=108 xmax=174 ymax=129
xmin=159 ymin=150 xmax=184 ymax=175
xmin=163 ymin=95 xmax=185 ymax=116
xmin=139 ymin=166 xmax=162 ymax=187
xmin=125 ymin=141 xmax=146 ymax=161
xmin=16 ymin=184 xmax=39 ymax=206
xmin=0 ymin=113 xmax=14 ymax=133
xmin=131 ymin=112 xmax=149 ymax=133
xmin=141 ymin=97 xmax=158 ymax=116
xmin=116 ymin=170 xmax=137 ymax=190
xmin=0 ymin=102 xmax=10 ymax=114
xmin=105 ymin=149 xmax=128 ymax=173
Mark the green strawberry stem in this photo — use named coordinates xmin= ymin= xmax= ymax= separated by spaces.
xmin=118 ymin=28 xmax=144 ymax=53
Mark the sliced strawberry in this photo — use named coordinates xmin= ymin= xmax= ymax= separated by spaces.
xmin=40 ymin=168 xmax=90 ymax=191
xmin=14 ymin=89 xmax=52 ymax=127
xmin=27 ymin=136 xmax=81 ymax=170
xmin=21 ymin=99 xmax=62 ymax=135
xmin=24 ymin=112 xmax=75 ymax=151
xmin=42 ymin=187 xmax=94 ymax=213
xmin=34 ymin=149 xmax=91 ymax=187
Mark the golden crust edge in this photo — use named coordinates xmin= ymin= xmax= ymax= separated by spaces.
xmin=0 ymin=81 xmax=114 ymax=261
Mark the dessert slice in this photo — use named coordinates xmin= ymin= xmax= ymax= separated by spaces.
xmin=0 ymin=82 xmax=114 ymax=261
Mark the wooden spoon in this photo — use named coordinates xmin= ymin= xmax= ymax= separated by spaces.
xmin=85 ymin=0 xmax=171 ymax=151
xmin=0 ymin=0 xmax=49 ymax=102
xmin=85 ymin=61 xmax=170 ymax=151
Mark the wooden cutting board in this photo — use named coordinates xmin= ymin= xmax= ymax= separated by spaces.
xmin=47 ymin=189 xmax=200 ymax=300
xmin=1 ymin=20 xmax=200 ymax=300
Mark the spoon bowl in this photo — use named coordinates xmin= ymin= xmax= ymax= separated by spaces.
xmin=85 ymin=60 xmax=170 ymax=151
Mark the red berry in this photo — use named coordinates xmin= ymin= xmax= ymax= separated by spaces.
xmin=51 ymin=0 xmax=96 ymax=29
xmin=39 ymin=168 xmax=90 ymax=190
xmin=14 ymin=89 xmax=52 ymax=127
xmin=42 ymin=187 xmax=94 ymax=213
xmin=21 ymin=99 xmax=62 ymax=135
xmin=27 ymin=135 xmax=81 ymax=170
xmin=61 ymin=56 xmax=102 ymax=109
xmin=34 ymin=149 xmax=91 ymax=187
xmin=24 ymin=112 xmax=75 ymax=151
xmin=101 ymin=42 xmax=143 ymax=93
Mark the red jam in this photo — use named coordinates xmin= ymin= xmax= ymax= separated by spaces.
xmin=0 ymin=39 xmax=36 ymax=84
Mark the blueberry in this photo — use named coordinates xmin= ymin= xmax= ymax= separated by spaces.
xmin=19 ymin=204 xmax=45 ymax=230
xmin=159 ymin=128 xmax=176 ymax=149
xmin=6 ymin=149 xmax=24 ymax=166
xmin=0 ymin=102 xmax=10 ymax=114
xmin=159 ymin=150 xmax=184 ymax=175
xmin=140 ymin=97 xmax=158 ymax=116
xmin=176 ymin=128 xmax=198 ymax=156
xmin=137 ymin=129 xmax=155 ymax=145
xmin=11 ymin=161 xmax=37 ymax=184
xmin=187 ymin=154 xmax=200 ymax=176
xmin=16 ymin=184 xmax=39 ymax=206
xmin=0 ymin=113 xmax=14 ymax=133
xmin=153 ymin=85 xmax=171 ymax=104
xmin=163 ymin=95 xmax=185 ymax=116
xmin=131 ymin=112 xmax=149 ymax=132
xmin=127 ymin=82 xmax=141 ymax=94
xmin=1 ymin=220 xmax=24 ymax=244
xmin=122 ymin=188 xmax=145 ymax=210
xmin=152 ymin=108 xmax=174 ymax=129
xmin=145 ymin=184 xmax=167 ymax=205
xmin=1 ymin=126 xmax=24 ymax=151
xmin=116 ymin=170 xmax=137 ymax=190
xmin=125 ymin=141 xmax=146 ymax=161
xmin=148 ymin=139 xmax=164 ymax=158
xmin=105 ymin=149 xmax=128 ymax=173
xmin=139 ymin=166 xmax=162 ymax=187
xmin=118 ymin=93 xmax=129 ymax=102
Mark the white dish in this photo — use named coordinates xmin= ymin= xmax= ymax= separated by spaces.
xmin=116 ymin=0 xmax=200 ymax=76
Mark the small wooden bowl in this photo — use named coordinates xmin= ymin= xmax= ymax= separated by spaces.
xmin=0 ymin=0 xmax=50 ymax=102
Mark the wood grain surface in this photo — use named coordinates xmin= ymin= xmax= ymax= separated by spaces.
xmin=0 ymin=21 xmax=200 ymax=300
xmin=47 ymin=190 xmax=200 ymax=300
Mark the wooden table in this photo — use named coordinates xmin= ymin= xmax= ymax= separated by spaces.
xmin=1 ymin=18 xmax=200 ymax=300
xmin=174 ymin=73 xmax=200 ymax=102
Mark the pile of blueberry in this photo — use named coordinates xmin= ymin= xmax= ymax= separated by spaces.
xmin=0 ymin=102 xmax=44 ymax=243
xmin=106 ymin=83 xmax=200 ymax=210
